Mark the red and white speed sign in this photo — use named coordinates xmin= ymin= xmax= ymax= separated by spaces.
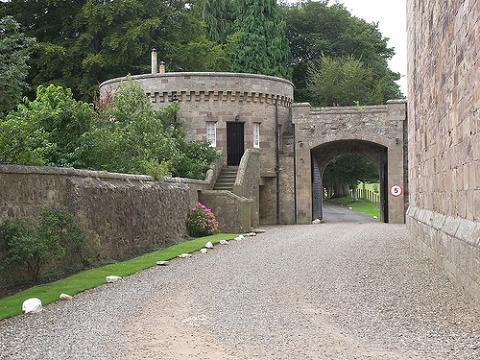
xmin=390 ymin=185 xmax=403 ymax=197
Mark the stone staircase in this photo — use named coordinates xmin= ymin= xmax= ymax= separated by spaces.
xmin=213 ymin=166 xmax=238 ymax=191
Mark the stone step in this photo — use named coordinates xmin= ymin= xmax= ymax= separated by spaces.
xmin=215 ymin=182 xmax=235 ymax=187
xmin=216 ymin=179 xmax=236 ymax=184
xmin=214 ymin=186 xmax=233 ymax=190
xmin=217 ymin=175 xmax=237 ymax=180
xmin=213 ymin=167 xmax=238 ymax=191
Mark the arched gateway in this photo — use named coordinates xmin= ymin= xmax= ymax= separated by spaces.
xmin=100 ymin=63 xmax=407 ymax=228
xmin=292 ymin=101 xmax=407 ymax=224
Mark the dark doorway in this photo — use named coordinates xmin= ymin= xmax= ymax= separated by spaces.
xmin=227 ymin=122 xmax=245 ymax=166
xmin=380 ymin=151 xmax=389 ymax=223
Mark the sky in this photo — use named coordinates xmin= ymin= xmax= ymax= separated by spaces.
xmin=289 ymin=0 xmax=408 ymax=95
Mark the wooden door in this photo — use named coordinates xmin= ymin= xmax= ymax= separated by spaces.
xmin=227 ymin=122 xmax=245 ymax=166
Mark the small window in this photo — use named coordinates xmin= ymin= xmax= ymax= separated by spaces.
xmin=253 ymin=123 xmax=260 ymax=148
xmin=206 ymin=122 xmax=217 ymax=148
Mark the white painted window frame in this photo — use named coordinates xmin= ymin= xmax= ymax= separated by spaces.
xmin=206 ymin=122 xmax=217 ymax=148
xmin=253 ymin=122 xmax=260 ymax=149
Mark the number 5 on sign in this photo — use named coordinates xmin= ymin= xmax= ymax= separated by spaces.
xmin=390 ymin=185 xmax=403 ymax=197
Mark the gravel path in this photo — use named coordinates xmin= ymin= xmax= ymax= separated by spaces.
xmin=1 ymin=223 xmax=480 ymax=359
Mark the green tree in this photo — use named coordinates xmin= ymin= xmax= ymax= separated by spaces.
xmin=0 ymin=0 xmax=86 ymax=97
xmin=285 ymin=0 xmax=402 ymax=102
xmin=233 ymin=0 xmax=290 ymax=78
xmin=323 ymin=154 xmax=378 ymax=198
xmin=1 ymin=0 xmax=209 ymax=99
xmin=0 ymin=16 xmax=35 ymax=114
xmin=308 ymin=55 xmax=381 ymax=107
xmin=0 ymin=80 xmax=217 ymax=180
xmin=176 ymin=36 xmax=234 ymax=72
xmin=0 ymin=84 xmax=95 ymax=166
xmin=202 ymin=0 xmax=234 ymax=42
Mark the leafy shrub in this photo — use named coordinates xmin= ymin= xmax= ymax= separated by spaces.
xmin=0 ymin=206 xmax=85 ymax=282
xmin=173 ymin=141 xmax=219 ymax=180
xmin=38 ymin=206 xmax=85 ymax=262
xmin=187 ymin=202 xmax=219 ymax=237
xmin=140 ymin=160 xmax=173 ymax=180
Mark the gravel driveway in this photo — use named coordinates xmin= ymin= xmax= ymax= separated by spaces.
xmin=1 ymin=222 xmax=480 ymax=359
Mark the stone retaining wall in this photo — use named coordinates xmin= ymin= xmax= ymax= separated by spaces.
xmin=199 ymin=190 xmax=254 ymax=233
xmin=0 ymin=165 xmax=210 ymax=288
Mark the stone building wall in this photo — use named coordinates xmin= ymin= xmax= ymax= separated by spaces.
xmin=407 ymin=0 xmax=480 ymax=299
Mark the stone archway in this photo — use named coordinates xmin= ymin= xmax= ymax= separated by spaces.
xmin=310 ymin=140 xmax=388 ymax=222
xmin=292 ymin=100 xmax=407 ymax=224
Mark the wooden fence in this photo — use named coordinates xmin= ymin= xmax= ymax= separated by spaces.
xmin=350 ymin=188 xmax=380 ymax=205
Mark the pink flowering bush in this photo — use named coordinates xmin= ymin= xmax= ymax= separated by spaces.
xmin=187 ymin=202 xmax=219 ymax=237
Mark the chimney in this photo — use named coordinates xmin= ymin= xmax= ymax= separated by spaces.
xmin=151 ymin=48 xmax=158 ymax=74
xmin=159 ymin=61 xmax=166 ymax=74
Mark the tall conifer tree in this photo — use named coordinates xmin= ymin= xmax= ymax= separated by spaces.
xmin=203 ymin=0 xmax=233 ymax=42
xmin=233 ymin=0 xmax=289 ymax=78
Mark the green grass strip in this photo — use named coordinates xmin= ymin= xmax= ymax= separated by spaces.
xmin=0 ymin=233 xmax=237 ymax=321
xmin=328 ymin=197 xmax=380 ymax=220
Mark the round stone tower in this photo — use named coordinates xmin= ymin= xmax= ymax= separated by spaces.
xmin=99 ymin=70 xmax=294 ymax=225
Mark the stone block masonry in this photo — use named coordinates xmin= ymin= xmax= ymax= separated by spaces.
xmin=0 ymin=165 xmax=209 ymax=288
xmin=407 ymin=0 xmax=480 ymax=300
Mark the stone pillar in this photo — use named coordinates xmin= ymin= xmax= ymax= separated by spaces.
xmin=292 ymin=103 xmax=312 ymax=224
xmin=386 ymin=100 xmax=407 ymax=224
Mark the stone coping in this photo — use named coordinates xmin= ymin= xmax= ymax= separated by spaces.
xmin=295 ymin=104 xmax=386 ymax=114
xmin=293 ymin=100 xmax=406 ymax=114
xmin=200 ymin=189 xmax=254 ymax=203
xmin=310 ymin=106 xmax=388 ymax=114
xmin=0 ymin=164 xmax=210 ymax=185
xmin=100 ymin=72 xmax=294 ymax=88
xmin=407 ymin=206 xmax=480 ymax=247
xmin=234 ymin=148 xmax=260 ymax=188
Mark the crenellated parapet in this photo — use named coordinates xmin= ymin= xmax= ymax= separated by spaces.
xmin=99 ymin=72 xmax=294 ymax=108
xmin=143 ymin=90 xmax=292 ymax=107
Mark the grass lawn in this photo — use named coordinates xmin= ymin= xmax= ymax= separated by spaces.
xmin=357 ymin=182 xmax=380 ymax=192
xmin=0 ymin=233 xmax=237 ymax=321
xmin=329 ymin=197 xmax=380 ymax=220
